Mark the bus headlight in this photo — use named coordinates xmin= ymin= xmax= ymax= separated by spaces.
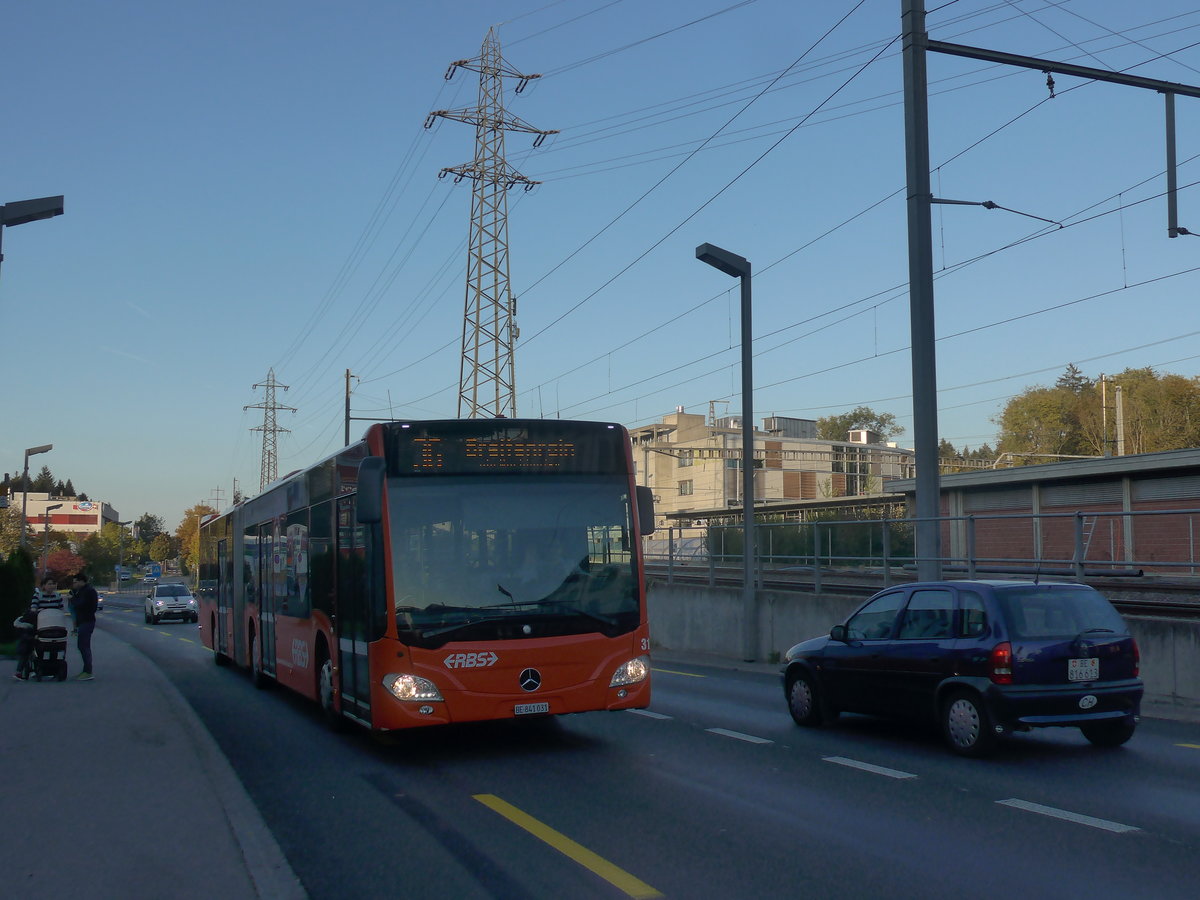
xmin=383 ymin=673 xmax=444 ymax=702
xmin=609 ymin=655 xmax=650 ymax=688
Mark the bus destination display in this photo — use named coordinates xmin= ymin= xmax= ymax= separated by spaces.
xmin=387 ymin=422 xmax=625 ymax=475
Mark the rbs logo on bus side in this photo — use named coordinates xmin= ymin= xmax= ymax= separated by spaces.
xmin=292 ymin=639 xmax=310 ymax=669
xmin=444 ymin=651 xmax=499 ymax=669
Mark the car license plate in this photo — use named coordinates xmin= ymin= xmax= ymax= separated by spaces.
xmin=514 ymin=702 xmax=550 ymax=716
xmin=1068 ymin=658 xmax=1099 ymax=682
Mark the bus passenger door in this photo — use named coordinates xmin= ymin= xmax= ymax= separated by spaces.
xmin=260 ymin=522 xmax=277 ymax=675
xmin=216 ymin=539 xmax=231 ymax=657
xmin=337 ymin=499 xmax=373 ymax=722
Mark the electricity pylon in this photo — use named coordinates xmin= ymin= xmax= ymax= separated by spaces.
xmin=245 ymin=368 xmax=296 ymax=491
xmin=425 ymin=26 xmax=556 ymax=419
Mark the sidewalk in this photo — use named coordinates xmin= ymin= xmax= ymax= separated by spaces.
xmin=0 ymin=627 xmax=306 ymax=899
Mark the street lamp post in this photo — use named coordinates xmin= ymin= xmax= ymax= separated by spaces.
xmin=116 ymin=520 xmax=132 ymax=590
xmin=19 ymin=443 xmax=53 ymax=549
xmin=41 ymin=503 xmax=63 ymax=576
xmin=0 ymin=195 xmax=65 ymax=283
xmin=695 ymin=242 xmax=758 ymax=662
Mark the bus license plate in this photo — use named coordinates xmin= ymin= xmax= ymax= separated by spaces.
xmin=514 ymin=702 xmax=550 ymax=716
xmin=1068 ymin=658 xmax=1099 ymax=682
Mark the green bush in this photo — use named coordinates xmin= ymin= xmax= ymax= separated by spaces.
xmin=0 ymin=547 xmax=35 ymax=643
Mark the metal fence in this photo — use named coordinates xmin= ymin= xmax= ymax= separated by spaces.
xmin=644 ymin=507 xmax=1200 ymax=587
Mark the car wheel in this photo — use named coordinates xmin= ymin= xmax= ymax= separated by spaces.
xmin=786 ymin=670 xmax=825 ymax=726
xmin=942 ymin=690 xmax=997 ymax=757
xmin=319 ymin=657 xmax=345 ymax=731
xmin=1081 ymin=719 xmax=1136 ymax=748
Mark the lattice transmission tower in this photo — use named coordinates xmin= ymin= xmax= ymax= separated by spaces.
xmin=425 ymin=27 xmax=556 ymax=419
xmin=245 ymin=368 xmax=296 ymax=492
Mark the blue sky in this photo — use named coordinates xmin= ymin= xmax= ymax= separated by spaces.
xmin=3 ymin=0 xmax=1199 ymax=531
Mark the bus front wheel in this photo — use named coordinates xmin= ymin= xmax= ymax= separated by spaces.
xmin=318 ymin=657 xmax=344 ymax=731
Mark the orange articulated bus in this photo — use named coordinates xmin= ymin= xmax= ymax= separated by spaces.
xmin=197 ymin=419 xmax=655 ymax=731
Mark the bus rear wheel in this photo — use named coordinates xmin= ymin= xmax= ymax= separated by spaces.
xmin=212 ymin=616 xmax=230 ymax=667
xmin=250 ymin=630 xmax=268 ymax=689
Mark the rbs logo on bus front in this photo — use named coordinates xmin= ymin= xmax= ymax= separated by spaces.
xmin=444 ymin=651 xmax=499 ymax=669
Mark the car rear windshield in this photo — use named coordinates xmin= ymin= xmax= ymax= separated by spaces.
xmin=996 ymin=586 xmax=1127 ymax=640
xmin=158 ymin=585 xmax=191 ymax=597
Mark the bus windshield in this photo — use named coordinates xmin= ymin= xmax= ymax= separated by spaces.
xmin=386 ymin=475 xmax=640 ymax=648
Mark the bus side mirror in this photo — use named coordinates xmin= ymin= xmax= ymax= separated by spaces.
xmin=356 ymin=457 xmax=385 ymax=524
xmin=636 ymin=485 xmax=655 ymax=536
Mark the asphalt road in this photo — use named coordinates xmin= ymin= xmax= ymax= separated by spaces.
xmin=99 ymin=594 xmax=1200 ymax=899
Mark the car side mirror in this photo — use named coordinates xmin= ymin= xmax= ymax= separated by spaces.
xmin=830 ymin=624 xmax=849 ymax=643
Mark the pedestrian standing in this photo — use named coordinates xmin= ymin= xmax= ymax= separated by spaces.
xmin=70 ymin=572 xmax=98 ymax=681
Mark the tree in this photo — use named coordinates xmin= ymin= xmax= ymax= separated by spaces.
xmin=995 ymin=365 xmax=1200 ymax=461
xmin=149 ymin=533 xmax=176 ymax=563
xmin=176 ymin=504 xmax=217 ymax=575
xmin=0 ymin=546 xmax=35 ymax=642
xmin=45 ymin=548 xmax=85 ymax=584
xmin=1055 ymin=363 xmax=1092 ymax=393
xmin=76 ymin=521 xmax=134 ymax=587
xmin=816 ymin=406 xmax=903 ymax=442
xmin=31 ymin=465 xmax=56 ymax=493
xmin=135 ymin=513 xmax=166 ymax=543
xmin=0 ymin=505 xmax=24 ymax=557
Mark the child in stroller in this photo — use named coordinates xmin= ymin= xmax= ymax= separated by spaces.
xmin=12 ymin=578 xmax=69 ymax=682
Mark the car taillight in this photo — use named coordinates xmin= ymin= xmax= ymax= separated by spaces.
xmin=1132 ymin=639 xmax=1140 ymax=677
xmin=989 ymin=642 xmax=1013 ymax=684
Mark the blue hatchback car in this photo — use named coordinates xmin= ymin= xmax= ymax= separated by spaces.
xmin=781 ymin=580 xmax=1143 ymax=757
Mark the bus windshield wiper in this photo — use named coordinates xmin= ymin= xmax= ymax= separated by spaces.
xmin=419 ymin=614 xmax=514 ymax=639
xmin=533 ymin=599 xmax=618 ymax=628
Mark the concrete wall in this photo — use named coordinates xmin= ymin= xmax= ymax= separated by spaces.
xmin=647 ymin=580 xmax=1200 ymax=721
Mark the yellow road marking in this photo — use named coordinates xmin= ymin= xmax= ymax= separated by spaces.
xmin=473 ymin=794 xmax=662 ymax=899
xmin=652 ymin=667 xmax=704 ymax=678
xmin=1179 ymin=743 xmax=1200 ymax=750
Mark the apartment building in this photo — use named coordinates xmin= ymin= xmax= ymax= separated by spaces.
xmin=629 ymin=410 xmax=914 ymax=530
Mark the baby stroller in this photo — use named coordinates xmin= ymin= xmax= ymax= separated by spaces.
xmin=15 ymin=607 xmax=69 ymax=682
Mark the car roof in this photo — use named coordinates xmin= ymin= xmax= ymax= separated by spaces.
xmin=902 ymin=579 xmax=1091 ymax=591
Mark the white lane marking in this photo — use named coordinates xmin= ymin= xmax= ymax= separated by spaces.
xmin=706 ymin=728 xmax=772 ymax=745
xmin=997 ymin=799 xmax=1140 ymax=834
xmin=627 ymin=709 xmax=672 ymax=720
xmin=823 ymin=756 xmax=918 ymax=779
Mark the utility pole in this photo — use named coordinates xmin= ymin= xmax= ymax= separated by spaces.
xmin=245 ymin=368 xmax=296 ymax=492
xmin=344 ymin=369 xmax=353 ymax=445
xmin=425 ymin=27 xmax=557 ymax=419
xmin=1115 ymin=385 xmax=1126 ymax=456
xmin=1100 ymin=374 xmax=1110 ymax=457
